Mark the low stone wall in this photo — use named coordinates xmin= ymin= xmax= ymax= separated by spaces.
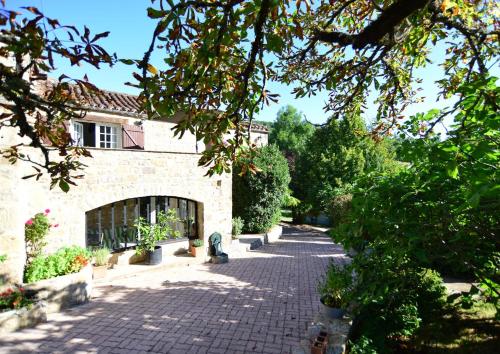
xmin=24 ymin=264 xmax=93 ymax=314
xmin=106 ymin=239 xmax=208 ymax=268
xmin=159 ymin=238 xmax=189 ymax=257
xmin=265 ymin=224 xmax=283 ymax=244
xmin=0 ymin=301 xmax=47 ymax=334
xmin=109 ymin=249 xmax=145 ymax=266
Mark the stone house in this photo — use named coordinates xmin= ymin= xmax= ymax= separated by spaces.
xmin=0 ymin=83 xmax=268 ymax=283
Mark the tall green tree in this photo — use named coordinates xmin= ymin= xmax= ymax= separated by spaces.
xmin=293 ymin=113 xmax=395 ymax=217
xmin=269 ymin=105 xmax=314 ymax=157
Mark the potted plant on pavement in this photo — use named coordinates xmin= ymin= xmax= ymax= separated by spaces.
xmin=317 ymin=262 xmax=352 ymax=319
xmin=190 ymin=239 xmax=204 ymax=257
xmin=92 ymin=247 xmax=110 ymax=279
xmin=134 ymin=209 xmax=180 ymax=265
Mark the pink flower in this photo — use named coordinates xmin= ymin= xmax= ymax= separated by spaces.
xmin=53 ymin=224 xmax=59 ymax=228
xmin=44 ymin=209 xmax=50 ymax=214
xmin=25 ymin=219 xmax=33 ymax=226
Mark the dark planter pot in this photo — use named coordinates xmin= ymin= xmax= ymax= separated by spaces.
xmin=145 ymin=246 xmax=162 ymax=265
xmin=320 ymin=296 xmax=345 ymax=319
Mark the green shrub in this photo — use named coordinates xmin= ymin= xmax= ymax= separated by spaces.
xmin=233 ymin=145 xmax=290 ymax=233
xmin=92 ymin=248 xmax=110 ymax=266
xmin=329 ymin=193 xmax=353 ymax=228
xmin=24 ymin=246 xmax=91 ymax=283
xmin=349 ymin=336 xmax=378 ymax=354
xmin=231 ymin=217 xmax=244 ymax=238
xmin=334 ymin=84 xmax=499 ymax=349
xmin=348 ymin=251 xmax=448 ymax=351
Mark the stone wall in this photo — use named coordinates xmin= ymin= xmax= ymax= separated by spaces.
xmin=82 ymin=111 xmax=267 ymax=153
xmin=0 ymin=122 xmax=233 ymax=283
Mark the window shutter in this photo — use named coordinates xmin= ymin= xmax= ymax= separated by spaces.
xmin=39 ymin=117 xmax=71 ymax=146
xmin=122 ymin=124 xmax=144 ymax=149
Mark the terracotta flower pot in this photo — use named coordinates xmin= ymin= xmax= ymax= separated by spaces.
xmin=190 ymin=245 xmax=202 ymax=257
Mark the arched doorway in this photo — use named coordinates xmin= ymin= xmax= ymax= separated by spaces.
xmin=86 ymin=196 xmax=200 ymax=251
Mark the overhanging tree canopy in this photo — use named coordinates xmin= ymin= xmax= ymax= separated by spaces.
xmin=136 ymin=0 xmax=498 ymax=172
xmin=0 ymin=4 xmax=115 ymax=190
xmin=0 ymin=1 xmax=498 ymax=187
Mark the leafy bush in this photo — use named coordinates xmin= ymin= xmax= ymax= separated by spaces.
xmin=0 ymin=286 xmax=32 ymax=311
xmin=233 ymin=145 xmax=290 ymax=233
xmin=92 ymin=248 xmax=110 ymax=266
xmin=349 ymin=336 xmax=378 ymax=354
xmin=135 ymin=209 xmax=180 ymax=254
xmin=231 ymin=217 xmax=244 ymax=239
xmin=24 ymin=246 xmax=91 ymax=283
xmin=328 ymin=188 xmax=353 ymax=228
xmin=317 ymin=262 xmax=352 ymax=308
xmin=336 ymin=79 xmax=498 ymax=353
xmin=348 ymin=255 xmax=447 ymax=351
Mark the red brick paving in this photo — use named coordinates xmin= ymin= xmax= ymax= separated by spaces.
xmin=0 ymin=225 xmax=347 ymax=354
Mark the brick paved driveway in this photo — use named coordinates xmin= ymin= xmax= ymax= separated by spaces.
xmin=0 ymin=225 xmax=347 ymax=354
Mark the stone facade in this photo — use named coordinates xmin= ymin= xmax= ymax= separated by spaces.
xmin=0 ymin=102 xmax=267 ymax=283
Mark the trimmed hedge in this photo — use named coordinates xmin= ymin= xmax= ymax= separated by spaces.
xmin=233 ymin=145 xmax=290 ymax=233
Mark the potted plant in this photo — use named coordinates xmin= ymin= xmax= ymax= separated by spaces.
xmin=134 ymin=210 xmax=180 ymax=265
xmin=190 ymin=239 xmax=203 ymax=257
xmin=92 ymin=247 xmax=110 ymax=279
xmin=317 ymin=262 xmax=352 ymax=319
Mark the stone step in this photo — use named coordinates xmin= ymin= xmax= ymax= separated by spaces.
xmin=93 ymin=253 xmax=207 ymax=284
xmin=238 ymin=236 xmax=264 ymax=250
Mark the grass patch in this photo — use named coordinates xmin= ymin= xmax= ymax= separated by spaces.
xmin=400 ymin=302 xmax=499 ymax=353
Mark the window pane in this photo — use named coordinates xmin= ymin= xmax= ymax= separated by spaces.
xmin=97 ymin=125 xmax=120 ymax=149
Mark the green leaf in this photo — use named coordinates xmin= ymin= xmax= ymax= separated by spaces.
xmin=59 ymin=180 xmax=70 ymax=193
xmin=119 ymin=58 xmax=135 ymax=65
xmin=446 ymin=162 xmax=459 ymax=179
xmin=147 ymin=7 xmax=165 ymax=19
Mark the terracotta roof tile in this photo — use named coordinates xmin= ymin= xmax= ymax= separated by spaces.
xmin=35 ymin=79 xmax=268 ymax=131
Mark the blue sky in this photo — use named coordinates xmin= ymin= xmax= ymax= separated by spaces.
xmin=8 ymin=0 xmax=475 ymax=126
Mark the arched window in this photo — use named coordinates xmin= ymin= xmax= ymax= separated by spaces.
xmin=86 ymin=196 xmax=199 ymax=251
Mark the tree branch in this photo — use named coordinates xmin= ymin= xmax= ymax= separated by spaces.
xmin=314 ymin=0 xmax=431 ymax=49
